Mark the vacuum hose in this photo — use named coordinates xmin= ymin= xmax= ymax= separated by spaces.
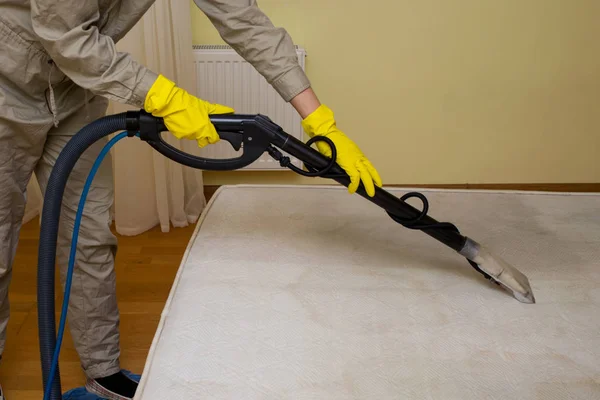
xmin=37 ymin=113 xmax=128 ymax=400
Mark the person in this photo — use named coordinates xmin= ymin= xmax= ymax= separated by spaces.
xmin=0 ymin=0 xmax=382 ymax=398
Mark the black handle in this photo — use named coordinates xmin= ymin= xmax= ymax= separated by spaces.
xmin=216 ymin=131 xmax=243 ymax=151
xmin=134 ymin=111 xmax=270 ymax=171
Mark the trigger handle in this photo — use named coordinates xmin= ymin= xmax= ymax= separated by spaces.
xmin=217 ymin=131 xmax=243 ymax=151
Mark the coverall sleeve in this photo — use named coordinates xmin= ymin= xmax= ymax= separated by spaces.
xmin=193 ymin=0 xmax=311 ymax=102
xmin=30 ymin=0 xmax=158 ymax=107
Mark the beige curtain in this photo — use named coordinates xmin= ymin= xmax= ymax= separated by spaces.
xmin=24 ymin=0 xmax=206 ymax=235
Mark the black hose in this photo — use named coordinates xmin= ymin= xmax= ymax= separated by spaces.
xmin=37 ymin=113 xmax=128 ymax=399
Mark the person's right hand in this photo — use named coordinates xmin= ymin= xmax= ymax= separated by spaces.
xmin=144 ymin=74 xmax=234 ymax=147
xmin=302 ymin=104 xmax=382 ymax=196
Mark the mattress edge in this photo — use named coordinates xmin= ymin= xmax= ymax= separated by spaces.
xmin=133 ymin=185 xmax=228 ymax=398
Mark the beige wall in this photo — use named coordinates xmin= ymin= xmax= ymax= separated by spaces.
xmin=190 ymin=0 xmax=600 ymax=186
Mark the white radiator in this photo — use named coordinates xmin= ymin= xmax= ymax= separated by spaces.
xmin=192 ymin=45 xmax=307 ymax=170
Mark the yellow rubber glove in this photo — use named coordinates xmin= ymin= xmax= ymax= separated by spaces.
xmin=144 ymin=74 xmax=234 ymax=147
xmin=302 ymin=104 xmax=382 ymax=196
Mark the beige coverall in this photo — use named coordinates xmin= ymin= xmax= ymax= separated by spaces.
xmin=0 ymin=0 xmax=310 ymax=378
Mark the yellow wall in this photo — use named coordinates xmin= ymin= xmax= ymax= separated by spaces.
xmin=190 ymin=0 xmax=600 ymax=186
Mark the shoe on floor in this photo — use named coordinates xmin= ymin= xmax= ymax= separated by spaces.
xmin=0 ymin=383 xmax=5 ymax=400
xmin=85 ymin=371 xmax=139 ymax=400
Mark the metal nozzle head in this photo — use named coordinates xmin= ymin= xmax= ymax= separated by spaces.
xmin=494 ymin=273 xmax=536 ymax=304
xmin=460 ymin=238 xmax=536 ymax=304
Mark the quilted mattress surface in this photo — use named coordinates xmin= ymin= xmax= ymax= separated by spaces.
xmin=134 ymin=185 xmax=600 ymax=399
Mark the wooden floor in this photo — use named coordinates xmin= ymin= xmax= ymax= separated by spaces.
xmin=0 ymin=219 xmax=197 ymax=399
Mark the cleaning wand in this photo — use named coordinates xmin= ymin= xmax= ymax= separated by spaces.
xmin=136 ymin=111 xmax=535 ymax=304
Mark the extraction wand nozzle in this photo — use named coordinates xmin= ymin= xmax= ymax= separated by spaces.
xmin=460 ymin=237 xmax=535 ymax=303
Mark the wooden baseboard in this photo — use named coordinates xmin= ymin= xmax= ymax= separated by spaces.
xmin=204 ymin=183 xmax=600 ymax=201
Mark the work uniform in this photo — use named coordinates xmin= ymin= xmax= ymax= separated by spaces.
xmin=0 ymin=0 xmax=310 ymax=379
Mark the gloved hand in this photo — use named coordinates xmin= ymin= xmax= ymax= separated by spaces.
xmin=144 ymin=74 xmax=234 ymax=147
xmin=302 ymin=104 xmax=382 ymax=196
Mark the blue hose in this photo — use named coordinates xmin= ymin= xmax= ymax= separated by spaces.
xmin=44 ymin=131 xmax=130 ymax=400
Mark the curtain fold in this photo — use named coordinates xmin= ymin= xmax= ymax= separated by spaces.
xmin=24 ymin=0 xmax=206 ymax=235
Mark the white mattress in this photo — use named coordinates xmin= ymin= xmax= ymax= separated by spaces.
xmin=134 ymin=185 xmax=600 ymax=399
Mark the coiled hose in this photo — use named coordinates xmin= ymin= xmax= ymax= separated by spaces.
xmin=37 ymin=113 xmax=128 ymax=400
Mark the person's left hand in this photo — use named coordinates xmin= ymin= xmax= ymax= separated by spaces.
xmin=302 ymin=104 xmax=382 ymax=196
xmin=144 ymin=74 xmax=234 ymax=148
